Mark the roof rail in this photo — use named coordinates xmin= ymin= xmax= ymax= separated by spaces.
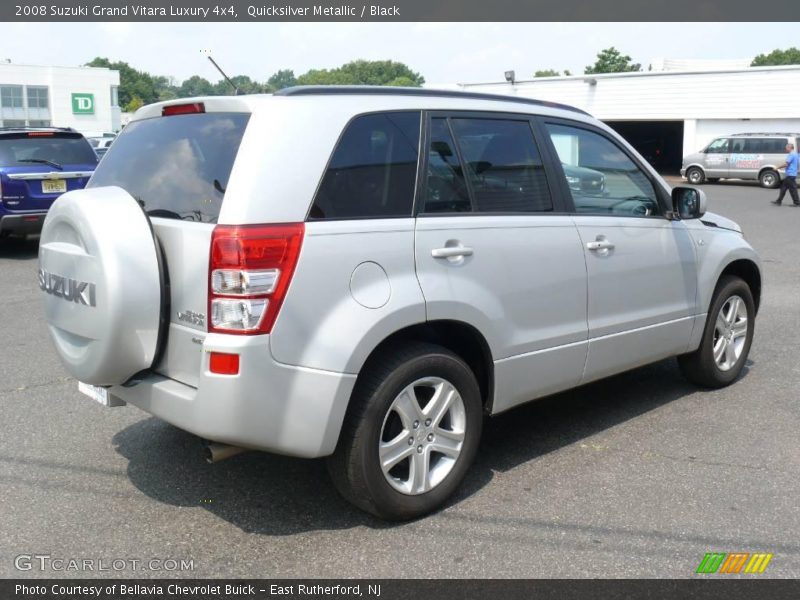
xmin=274 ymin=85 xmax=590 ymax=116
xmin=729 ymin=132 xmax=800 ymax=137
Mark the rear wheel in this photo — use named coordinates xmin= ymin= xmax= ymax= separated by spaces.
xmin=328 ymin=342 xmax=482 ymax=520
xmin=759 ymin=169 xmax=779 ymax=189
xmin=678 ymin=276 xmax=754 ymax=388
xmin=686 ymin=167 xmax=705 ymax=185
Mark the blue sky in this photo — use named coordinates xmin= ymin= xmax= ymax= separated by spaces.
xmin=2 ymin=22 xmax=797 ymax=84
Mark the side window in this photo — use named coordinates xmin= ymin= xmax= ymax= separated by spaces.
xmin=768 ymin=138 xmax=788 ymax=154
xmin=450 ymin=118 xmax=553 ymax=212
xmin=546 ymin=123 xmax=660 ymax=217
xmin=743 ymin=139 xmax=765 ymax=153
xmin=706 ymin=138 xmax=730 ymax=154
xmin=423 ymin=118 xmax=471 ymax=213
xmin=730 ymin=138 xmax=747 ymax=153
xmin=309 ymin=111 xmax=420 ymax=220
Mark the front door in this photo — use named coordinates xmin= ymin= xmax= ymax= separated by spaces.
xmin=701 ymin=137 xmax=731 ymax=178
xmin=541 ymin=120 xmax=698 ymax=383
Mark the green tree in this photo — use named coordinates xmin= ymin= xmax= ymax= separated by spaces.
xmin=584 ymin=47 xmax=641 ymax=74
xmin=153 ymin=75 xmax=178 ymax=101
xmin=751 ymin=47 xmax=800 ymax=66
xmin=86 ymin=57 xmax=159 ymax=106
xmin=534 ymin=69 xmax=561 ymax=77
xmin=125 ymin=95 xmax=144 ymax=113
xmin=296 ymin=60 xmax=424 ymax=87
xmin=267 ymin=69 xmax=298 ymax=90
xmin=212 ymin=75 xmax=267 ymax=95
xmin=178 ymin=75 xmax=215 ymax=98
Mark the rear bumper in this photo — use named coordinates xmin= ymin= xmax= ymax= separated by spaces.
xmin=109 ymin=334 xmax=357 ymax=458
xmin=0 ymin=212 xmax=47 ymax=234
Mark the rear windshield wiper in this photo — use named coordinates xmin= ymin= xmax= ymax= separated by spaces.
xmin=18 ymin=158 xmax=63 ymax=170
xmin=145 ymin=208 xmax=212 ymax=223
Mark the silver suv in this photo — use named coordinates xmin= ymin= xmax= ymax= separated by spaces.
xmin=39 ymin=87 xmax=761 ymax=520
xmin=682 ymin=132 xmax=800 ymax=188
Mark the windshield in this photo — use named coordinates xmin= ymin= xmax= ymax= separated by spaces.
xmin=0 ymin=133 xmax=98 ymax=168
xmin=88 ymin=112 xmax=250 ymax=224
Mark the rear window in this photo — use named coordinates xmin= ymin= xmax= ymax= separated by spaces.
xmin=0 ymin=133 xmax=98 ymax=168
xmin=89 ymin=112 xmax=250 ymax=224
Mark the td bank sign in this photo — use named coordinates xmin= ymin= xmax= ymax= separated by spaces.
xmin=71 ymin=93 xmax=95 ymax=114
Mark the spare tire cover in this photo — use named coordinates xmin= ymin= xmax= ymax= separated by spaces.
xmin=38 ymin=186 xmax=162 ymax=386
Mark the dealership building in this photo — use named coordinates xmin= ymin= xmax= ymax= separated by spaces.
xmin=0 ymin=62 xmax=121 ymax=136
xmin=434 ymin=62 xmax=800 ymax=172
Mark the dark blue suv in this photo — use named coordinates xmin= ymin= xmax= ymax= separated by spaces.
xmin=0 ymin=127 xmax=98 ymax=238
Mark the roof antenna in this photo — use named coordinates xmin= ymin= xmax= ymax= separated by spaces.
xmin=200 ymin=49 xmax=240 ymax=95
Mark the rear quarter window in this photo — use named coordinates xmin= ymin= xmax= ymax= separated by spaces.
xmin=88 ymin=112 xmax=250 ymax=224
xmin=308 ymin=111 xmax=421 ymax=220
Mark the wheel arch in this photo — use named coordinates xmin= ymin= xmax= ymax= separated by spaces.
xmin=354 ymin=320 xmax=495 ymax=414
xmin=719 ymin=259 xmax=762 ymax=315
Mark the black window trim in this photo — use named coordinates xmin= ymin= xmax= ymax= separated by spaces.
xmin=304 ymin=109 xmax=424 ymax=222
xmin=536 ymin=116 xmax=672 ymax=220
xmin=417 ymin=109 xmax=569 ymax=218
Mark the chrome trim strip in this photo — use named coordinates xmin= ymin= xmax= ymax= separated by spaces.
xmin=6 ymin=171 xmax=93 ymax=180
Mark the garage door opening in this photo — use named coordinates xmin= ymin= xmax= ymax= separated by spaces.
xmin=604 ymin=121 xmax=684 ymax=175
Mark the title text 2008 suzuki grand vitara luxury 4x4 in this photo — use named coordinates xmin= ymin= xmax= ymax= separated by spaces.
xmin=39 ymin=87 xmax=761 ymax=520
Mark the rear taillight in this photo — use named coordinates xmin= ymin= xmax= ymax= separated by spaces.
xmin=162 ymin=102 xmax=205 ymax=116
xmin=208 ymin=223 xmax=304 ymax=335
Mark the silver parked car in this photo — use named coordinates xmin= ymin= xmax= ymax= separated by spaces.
xmin=38 ymin=87 xmax=761 ymax=520
xmin=682 ymin=132 xmax=800 ymax=188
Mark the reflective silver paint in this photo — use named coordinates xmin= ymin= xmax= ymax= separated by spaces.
xmin=38 ymin=186 xmax=162 ymax=385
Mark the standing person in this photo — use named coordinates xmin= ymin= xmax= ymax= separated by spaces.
xmin=771 ymin=142 xmax=799 ymax=206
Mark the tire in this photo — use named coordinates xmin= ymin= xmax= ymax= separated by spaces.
xmin=686 ymin=167 xmax=706 ymax=185
xmin=759 ymin=170 xmax=779 ymax=189
xmin=678 ymin=276 xmax=755 ymax=388
xmin=328 ymin=342 xmax=483 ymax=520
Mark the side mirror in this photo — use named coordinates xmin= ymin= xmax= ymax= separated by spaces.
xmin=672 ymin=186 xmax=707 ymax=219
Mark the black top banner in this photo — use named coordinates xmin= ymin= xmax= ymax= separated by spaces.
xmin=4 ymin=0 xmax=799 ymax=21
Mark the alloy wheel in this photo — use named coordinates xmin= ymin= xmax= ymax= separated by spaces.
xmin=378 ymin=377 xmax=466 ymax=495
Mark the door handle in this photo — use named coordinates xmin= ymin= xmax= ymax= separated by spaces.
xmin=586 ymin=239 xmax=615 ymax=251
xmin=432 ymin=246 xmax=474 ymax=259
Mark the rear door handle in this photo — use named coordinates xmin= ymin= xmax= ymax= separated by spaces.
xmin=586 ymin=240 xmax=615 ymax=251
xmin=432 ymin=246 xmax=474 ymax=259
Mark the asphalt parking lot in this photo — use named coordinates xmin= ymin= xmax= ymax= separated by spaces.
xmin=1 ymin=179 xmax=799 ymax=579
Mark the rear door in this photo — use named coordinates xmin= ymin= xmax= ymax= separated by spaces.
xmin=540 ymin=118 xmax=697 ymax=383
xmin=0 ymin=132 xmax=96 ymax=212
xmin=414 ymin=112 xmax=588 ymax=413
xmin=87 ymin=109 xmax=251 ymax=387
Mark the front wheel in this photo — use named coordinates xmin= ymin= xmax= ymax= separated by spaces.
xmin=678 ymin=276 xmax=755 ymax=388
xmin=686 ymin=167 xmax=706 ymax=185
xmin=328 ymin=342 xmax=483 ymax=520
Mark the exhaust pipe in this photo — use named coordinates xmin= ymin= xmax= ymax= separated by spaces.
xmin=204 ymin=442 xmax=248 ymax=464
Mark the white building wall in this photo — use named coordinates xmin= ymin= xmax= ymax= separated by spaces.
xmin=434 ymin=66 xmax=800 ymax=158
xmin=0 ymin=63 xmax=120 ymax=136
xmin=692 ymin=119 xmax=800 ymax=153
xmin=451 ymin=66 xmax=800 ymax=120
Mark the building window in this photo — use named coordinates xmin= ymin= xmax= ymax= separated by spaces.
xmin=2 ymin=119 xmax=26 ymax=127
xmin=28 ymin=120 xmax=51 ymax=127
xmin=110 ymin=86 xmax=119 ymax=107
xmin=27 ymin=86 xmax=49 ymax=109
xmin=1 ymin=85 xmax=23 ymax=108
